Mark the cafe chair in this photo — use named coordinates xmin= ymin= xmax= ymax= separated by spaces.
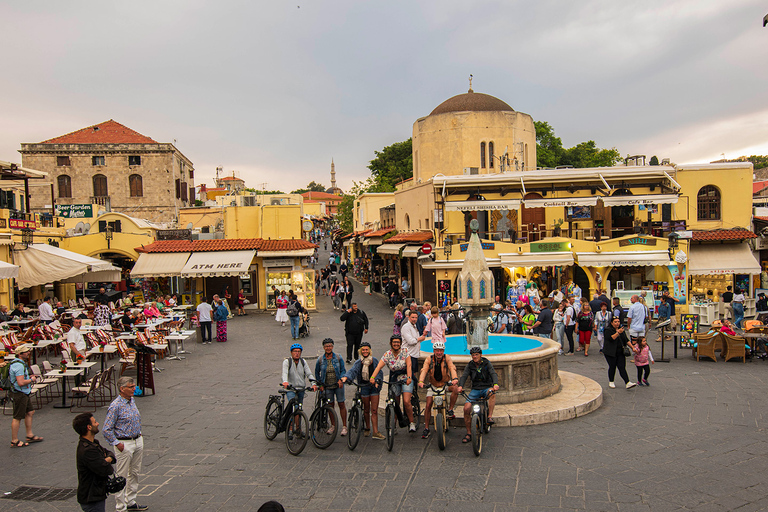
xmin=721 ymin=333 xmax=747 ymax=363
xmin=692 ymin=332 xmax=719 ymax=362
xmin=70 ymin=370 xmax=103 ymax=412
xmin=41 ymin=361 xmax=63 ymax=398
xmin=30 ymin=363 xmax=59 ymax=402
xmin=116 ymin=340 xmax=137 ymax=376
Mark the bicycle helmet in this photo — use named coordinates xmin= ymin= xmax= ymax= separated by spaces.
xmin=390 ymin=334 xmax=403 ymax=345
xmin=469 ymin=346 xmax=482 ymax=355
xmin=322 ymin=337 xmax=334 ymax=346
xmin=290 ymin=343 xmax=303 ymax=351
xmin=432 ymin=341 xmax=445 ymax=350
xmin=360 ymin=341 xmax=371 ymax=349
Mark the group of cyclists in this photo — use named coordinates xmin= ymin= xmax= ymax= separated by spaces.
xmin=280 ymin=332 xmax=500 ymax=445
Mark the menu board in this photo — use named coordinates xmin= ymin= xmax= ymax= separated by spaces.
xmin=680 ymin=313 xmax=699 ymax=348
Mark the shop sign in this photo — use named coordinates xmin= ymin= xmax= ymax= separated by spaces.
xmin=264 ymin=258 xmax=294 ymax=267
xmin=530 ymin=241 xmax=570 ymax=253
xmin=157 ymin=229 xmax=192 ymax=240
xmin=9 ymin=219 xmax=35 ymax=230
xmin=54 ymin=204 xmax=93 ymax=218
xmin=459 ymin=242 xmax=495 ymax=252
xmin=619 ymin=237 xmax=657 ymax=247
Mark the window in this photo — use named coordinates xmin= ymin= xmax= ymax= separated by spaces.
xmin=180 ymin=181 xmax=188 ymax=202
xmin=92 ymin=156 xmax=105 ymax=166
xmin=189 ymin=169 xmax=194 ymax=180
xmin=189 ymin=186 xmax=196 ymax=202
xmin=57 ymin=175 xmax=72 ymax=198
xmin=93 ymin=174 xmax=108 ymax=197
xmin=489 ymin=141 xmax=494 ymax=169
xmin=175 ymin=179 xmax=181 ymax=199
xmin=56 ymin=156 xmax=70 ymax=166
xmin=480 ymin=142 xmax=486 ymax=168
xmin=129 ymin=174 xmax=143 ymax=197
xmin=128 ymin=155 xmax=141 ymax=166
xmin=697 ymin=185 xmax=721 ymax=220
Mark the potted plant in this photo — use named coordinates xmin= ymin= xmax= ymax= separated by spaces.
xmin=59 ymin=359 xmax=67 ymax=374
xmin=553 ymin=218 xmax=564 ymax=237
xmin=99 ymin=340 xmax=107 ymax=352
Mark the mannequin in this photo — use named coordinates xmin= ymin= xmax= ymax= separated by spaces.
xmin=516 ymin=273 xmax=528 ymax=297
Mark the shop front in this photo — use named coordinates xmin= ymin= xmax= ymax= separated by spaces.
xmin=263 ymin=257 xmax=316 ymax=310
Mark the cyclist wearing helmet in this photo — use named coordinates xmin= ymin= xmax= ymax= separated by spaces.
xmin=457 ymin=347 xmax=500 ymax=444
xmin=417 ymin=340 xmax=459 ymax=439
xmin=314 ymin=338 xmax=348 ymax=436
xmin=341 ymin=341 xmax=385 ymax=440
xmin=369 ymin=334 xmax=417 ymax=432
xmin=281 ymin=343 xmax=317 ymax=406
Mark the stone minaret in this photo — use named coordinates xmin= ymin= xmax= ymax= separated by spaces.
xmin=330 ymin=159 xmax=336 ymax=190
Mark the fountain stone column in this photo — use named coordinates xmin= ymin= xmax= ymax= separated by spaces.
xmin=457 ymin=219 xmax=495 ymax=350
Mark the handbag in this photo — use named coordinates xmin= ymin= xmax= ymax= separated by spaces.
xmin=623 ymin=345 xmax=632 ymax=357
xmin=106 ymin=475 xmax=127 ymax=494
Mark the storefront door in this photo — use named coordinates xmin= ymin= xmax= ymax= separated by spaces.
xmin=421 ymin=267 xmax=437 ymax=304
xmin=521 ymin=193 xmax=545 ymax=242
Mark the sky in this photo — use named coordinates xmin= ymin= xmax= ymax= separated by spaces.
xmin=1 ymin=0 xmax=767 ymax=192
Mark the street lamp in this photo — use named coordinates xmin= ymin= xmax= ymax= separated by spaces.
xmin=21 ymin=228 xmax=33 ymax=247
xmin=444 ymin=235 xmax=453 ymax=260
xmin=105 ymin=226 xmax=113 ymax=250
xmin=667 ymin=230 xmax=678 ymax=260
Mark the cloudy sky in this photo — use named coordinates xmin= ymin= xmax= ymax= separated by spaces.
xmin=2 ymin=1 xmax=767 ymax=191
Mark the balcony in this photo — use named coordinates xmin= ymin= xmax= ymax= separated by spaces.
xmin=90 ymin=196 xmax=111 ymax=209
xmin=463 ymin=220 xmax=687 ymax=244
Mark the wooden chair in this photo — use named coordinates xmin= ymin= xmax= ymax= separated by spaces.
xmin=30 ymin=364 xmax=58 ymax=403
xmin=116 ymin=340 xmax=136 ymax=376
xmin=721 ymin=333 xmax=747 ymax=363
xmin=70 ymin=371 xmax=102 ymax=412
xmin=692 ymin=332 xmax=719 ymax=362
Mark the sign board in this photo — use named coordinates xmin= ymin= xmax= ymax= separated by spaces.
xmin=263 ymin=258 xmax=295 ymax=268
xmin=157 ymin=229 xmax=192 ymax=240
xmin=445 ymin=200 xmax=521 ymax=212
xmin=55 ymin=204 xmax=93 ymax=218
xmin=680 ymin=314 xmax=698 ymax=348
xmin=302 ymin=220 xmax=314 ymax=232
xmin=619 ymin=237 xmax=657 ymax=247
xmin=530 ymin=241 xmax=570 ymax=253
xmin=421 ymin=243 xmax=433 ymax=255
xmin=9 ymin=219 xmax=36 ymax=230
xmin=460 ymin=242 xmax=495 ymax=252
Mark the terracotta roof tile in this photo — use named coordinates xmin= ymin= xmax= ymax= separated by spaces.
xmin=136 ymin=238 xmax=316 ymax=254
xmin=339 ymin=233 xmax=355 ymax=240
xmin=42 ymin=120 xmax=157 ymax=144
xmin=691 ymin=228 xmax=756 ymax=241
xmin=365 ymin=226 xmax=396 ymax=237
xmin=135 ymin=240 xmax=195 ymax=253
xmin=259 ymin=239 xmax=317 ymax=251
xmin=385 ymin=231 xmax=433 ymax=243
xmin=755 ymin=216 xmax=768 ymax=223
xmin=754 ymin=181 xmax=768 ymax=194
xmin=193 ymin=239 xmax=262 ymax=252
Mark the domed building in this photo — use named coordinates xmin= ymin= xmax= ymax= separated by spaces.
xmin=412 ymin=87 xmax=536 ymax=182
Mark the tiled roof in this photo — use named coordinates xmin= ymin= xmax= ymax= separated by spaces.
xmin=365 ymin=226 xmax=396 ymax=237
xmin=301 ymin=191 xmax=343 ymax=200
xmin=385 ymin=231 xmax=433 ymax=243
xmin=339 ymin=233 xmax=355 ymax=240
xmin=136 ymin=238 xmax=316 ymax=254
xmin=754 ymin=181 xmax=768 ymax=194
xmin=755 ymin=216 xmax=768 ymax=223
xmin=219 ymin=176 xmax=243 ymax=181
xmin=41 ymin=120 xmax=157 ymax=144
xmin=691 ymin=229 xmax=757 ymax=241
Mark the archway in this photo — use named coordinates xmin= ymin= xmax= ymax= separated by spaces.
xmin=521 ymin=193 xmax=545 ymax=242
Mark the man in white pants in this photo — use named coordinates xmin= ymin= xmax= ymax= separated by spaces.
xmin=102 ymin=377 xmax=147 ymax=512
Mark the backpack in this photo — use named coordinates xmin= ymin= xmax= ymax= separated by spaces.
xmin=286 ymin=302 xmax=299 ymax=317
xmin=0 ymin=359 xmax=24 ymax=391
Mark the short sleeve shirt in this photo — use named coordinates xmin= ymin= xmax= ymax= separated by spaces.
xmin=196 ymin=302 xmax=213 ymax=322
xmin=628 ymin=302 xmax=646 ymax=331
xmin=9 ymin=360 xmax=30 ymax=393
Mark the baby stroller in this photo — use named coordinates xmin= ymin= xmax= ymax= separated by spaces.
xmin=298 ymin=312 xmax=310 ymax=338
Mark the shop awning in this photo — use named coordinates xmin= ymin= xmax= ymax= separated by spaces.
xmin=342 ymin=240 xmax=351 ymax=247
xmin=576 ymin=250 xmax=671 ymax=267
xmin=14 ymin=244 xmax=121 ymax=289
xmin=130 ymin=252 xmax=191 ymax=278
xmin=180 ymin=250 xmax=256 ymax=277
xmin=421 ymin=258 xmax=502 ymax=269
xmin=402 ymin=246 xmax=421 ymax=258
xmin=363 ymin=237 xmax=383 ymax=246
xmin=258 ymin=249 xmax=314 ymax=258
xmin=523 ymin=197 xmax=598 ymax=208
xmin=689 ymin=243 xmax=761 ymax=275
xmin=601 ymin=194 xmax=679 ymax=207
xmin=0 ymin=260 xmax=19 ymax=279
xmin=500 ymin=252 xmax=574 ymax=268
xmin=444 ymin=199 xmax=521 ymax=211
xmin=377 ymin=244 xmax=405 ymax=255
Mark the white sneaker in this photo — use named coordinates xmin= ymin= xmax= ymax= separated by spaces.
xmin=408 ymin=422 xmax=416 ymax=433
xmin=340 ymin=427 xmax=347 ymax=436
xmin=608 ymin=382 xmax=616 ymax=388
xmin=626 ymin=382 xmax=637 ymax=389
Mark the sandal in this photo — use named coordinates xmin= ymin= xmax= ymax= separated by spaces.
xmin=10 ymin=440 xmax=29 ymax=448
xmin=26 ymin=435 xmax=43 ymax=443
xmin=462 ymin=434 xmax=472 ymax=443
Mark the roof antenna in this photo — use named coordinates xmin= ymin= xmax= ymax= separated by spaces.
xmin=468 ymin=74 xmax=473 ymax=93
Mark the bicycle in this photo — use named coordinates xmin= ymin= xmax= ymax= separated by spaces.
xmin=262 ymin=385 xmax=310 ymax=456
xmin=460 ymin=389 xmax=495 ymax=457
xmin=428 ymin=384 xmax=451 ymax=451
xmin=309 ymin=386 xmax=339 ymax=449
xmin=383 ymin=377 xmax=417 ymax=451
xmin=344 ymin=381 xmax=365 ymax=450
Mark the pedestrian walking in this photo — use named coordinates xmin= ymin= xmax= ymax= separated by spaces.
xmin=594 ymin=301 xmax=611 ymax=353
xmin=287 ymin=293 xmax=304 ymax=340
xmin=8 ymin=345 xmax=43 ymax=447
xmin=343 ymin=276 xmax=354 ymax=308
xmin=603 ymin=317 xmax=637 ymax=390
xmin=577 ymin=302 xmax=594 ymax=356
xmin=330 ymin=279 xmax=342 ymax=310
xmin=102 ymin=377 xmax=148 ymax=512
xmin=553 ymin=301 xmax=565 ymax=354
xmin=340 ymin=303 xmax=369 ymax=363
xmin=632 ymin=337 xmax=653 ymax=386
xmin=196 ymin=297 xmax=213 ymax=344
xmin=275 ymin=290 xmax=289 ymax=326
xmin=73 ymin=412 xmax=116 ymax=512
xmin=213 ymin=296 xmax=228 ymax=342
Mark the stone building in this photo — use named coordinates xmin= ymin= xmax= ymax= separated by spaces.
xmin=20 ymin=120 xmax=194 ymax=223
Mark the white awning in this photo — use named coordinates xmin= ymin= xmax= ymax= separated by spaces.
xmin=258 ymin=249 xmax=314 ymax=258
xmin=363 ymin=237 xmax=383 ymax=246
xmin=523 ymin=197 xmax=599 ymax=208
xmin=14 ymin=244 xmax=121 ymax=289
xmin=421 ymin=258 xmax=502 ymax=269
xmin=180 ymin=250 xmax=256 ymax=277
xmin=377 ymin=244 xmax=405 ymax=255
xmin=342 ymin=240 xmax=351 ymax=247
xmin=576 ymin=250 xmax=671 ymax=267
xmin=0 ymin=260 xmax=19 ymax=279
xmin=444 ymin=199 xmax=521 ymax=211
xmin=601 ymin=194 xmax=679 ymax=207
xmin=500 ymin=252 xmax=575 ymax=268
xmin=130 ymin=252 xmax=191 ymax=278
xmin=689 ymin=243 xmax=761 ymax=275
xmin=402 ymin=246 xmax=421 ymax=258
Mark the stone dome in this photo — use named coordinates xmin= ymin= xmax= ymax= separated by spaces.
xmin=430 ymin=90 xmax=515 ymax=116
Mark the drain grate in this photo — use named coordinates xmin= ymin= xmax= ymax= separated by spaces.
xmin=2 ymin=486 xmax=77 ymax=502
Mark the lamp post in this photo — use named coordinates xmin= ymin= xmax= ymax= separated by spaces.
xmin=105 ymin=226 xmax=113 ymax=250
xmin=667 ymin=230 xmax=678 ymax=260
xmin=21 ymin=228 xmax=33 ymax=247
xmin=444 ymin=235 xmax=453 ymax=261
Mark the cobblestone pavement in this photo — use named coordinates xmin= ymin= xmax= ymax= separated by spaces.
xmin=4 ymin=249 xmax=768 ymax=511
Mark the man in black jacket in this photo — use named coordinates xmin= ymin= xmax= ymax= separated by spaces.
xmin=457 ymin=347 xmax=500 ymax=443
xmin=340 ymin=303 xmax=368 ymax=363
xmin=73 ymin=412 xmax=116 ymax=512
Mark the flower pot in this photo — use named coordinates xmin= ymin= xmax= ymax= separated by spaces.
xmin=99 ymin=346 xmax=104 ymax=352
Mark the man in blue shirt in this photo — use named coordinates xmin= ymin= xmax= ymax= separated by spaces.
xmin=627 ymin=295 xmax=647 ymax=341
xmin=8 ymin=345 xmax=42 ymax=447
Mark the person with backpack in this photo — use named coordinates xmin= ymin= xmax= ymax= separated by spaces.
xmin=490 ymin=304 xmax=510 ymax=333
xmin=287 ymin=293 xmax=304 ymax=341
xmin=314 ymin=339 xmax=348 ymax=436
xmin=6 ymin=345 xmax=43 ymax=447
xmin=340 ymin=303 xmax=369 ymax=364
xmin=281 ymin=344 xmax=318 ymax=434
xmin=594 ymin=301 xmax=612 ymax=353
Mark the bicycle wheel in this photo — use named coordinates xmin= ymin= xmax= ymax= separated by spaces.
xmin=385 ymin=404 xmax=396 ymax=452
xmin=285 ymin=411 xmax=309 ymax=456
xmin=347 ymin=406 xmax=363 ymax=451
xmin=263 ymin=400 xmax=282 ymax=440
xmin=411 ymin=393 xmax=421 ymax=431
xmin=310 ymin=405 xmax=338 ymax=449
xmin=470 ymin=413 xmax=482 ymax=457
xmin=435 ymin=412 xmax=446 ymax=451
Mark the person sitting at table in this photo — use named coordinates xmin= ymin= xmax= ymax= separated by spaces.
xmin=143 ymin=303 xmax=161 ymax=319
xmin=719 ymin=319 xmax=737 ymax=336
xmin=169 ymin=295 xmax=178 ymax=306
xmin=55 ymin=301 xmax=66 ymax=316
xmin=0 ymin=305 xmax=9 ymax=323
xmin=120 ymin=311 xmax=138 ymax=332
xmin=123 ymin=292 xmax=135 ymax=307
xmin=163 ymin=295 xmax=173 ymax=307
xmin=9 ymin=304 xmax=25 ymax=319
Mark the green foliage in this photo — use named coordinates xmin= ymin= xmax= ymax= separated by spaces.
xmin=194 ymin=199 xmax=204 ymax=206
xmin=291 ymin=181 xmax=326 ymax=194
xmin=649 ymin=155 xmax=659 ymax=166
xmin=722 ymin=155 xmax=768 ymax=170
xmin=336 ymin=178 xmax=384 ymax=233
xmin=534 ymin=121 xmax=622 ymax=168
xmin=367 ymin=138 xmax=413 ymax=191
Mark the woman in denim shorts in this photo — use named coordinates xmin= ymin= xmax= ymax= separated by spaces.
xmin=341 ymin=341 xmax=384 ymax=440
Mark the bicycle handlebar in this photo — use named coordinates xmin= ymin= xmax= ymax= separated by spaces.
xmin=459 ymin=389 xmax=496 ymax=402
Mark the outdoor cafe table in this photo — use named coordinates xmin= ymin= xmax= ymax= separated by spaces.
xmin=163 ymin=333 xmax=192 ymax=360
xmin=86 ymin=344 xmax=118 ymax=371
xmin=66 ymin=361 xmax=97 ymax=370
xmin=45 ymin=367 xmax=85 ymax=408
xmin=144 ymin=343 xmax=168 ymax=372
xmin=81 ymin=325 xmax=110 ymax=331
xmin=6 ymin=318 xmax=39 ymax=328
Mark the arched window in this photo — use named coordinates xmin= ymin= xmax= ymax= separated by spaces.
xmin=489 ymin=142 xmax=494 ymax=169
xmin=697 ymin=185 xmax=721 ymax=220
xmin=129 ymin=174 xmax=143 ymax=197
xmin=93 ymin=174 xmax=108 ymax=197
xmin=57 ymin=175 xmax=72 ymax=198
xmin=405 ymin=213 xmax=410 ymax=229
xmin=480 ymin=142 xmax=486 ymax=168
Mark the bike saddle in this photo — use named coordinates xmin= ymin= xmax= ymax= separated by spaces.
xmin=278 ymin=389 xmax=289 ymax=394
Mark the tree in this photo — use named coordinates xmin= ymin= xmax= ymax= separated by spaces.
xmin=649 ymin=155 xmax=659 ymax=166
xmin=367 ymin=138 xmax=413 ymax=191
xmin=534 ymin=121 xmax=622 ymax=168
xmin=534 ymin=121 xmax=565 ymax=169
xmin=336 ymin=178 xmax=378 ymax=233
xmin=291 ymin=181 xmax=326 ymax=194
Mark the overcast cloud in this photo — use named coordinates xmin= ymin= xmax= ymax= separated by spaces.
xmin=1 ymin=0 xmax=767 ymax=191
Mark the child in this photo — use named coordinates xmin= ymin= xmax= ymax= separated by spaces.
xmin=423 ymin=306 xmax=447 ymax=346
xmin=633 ymin=337 xmax=653 ymax=386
